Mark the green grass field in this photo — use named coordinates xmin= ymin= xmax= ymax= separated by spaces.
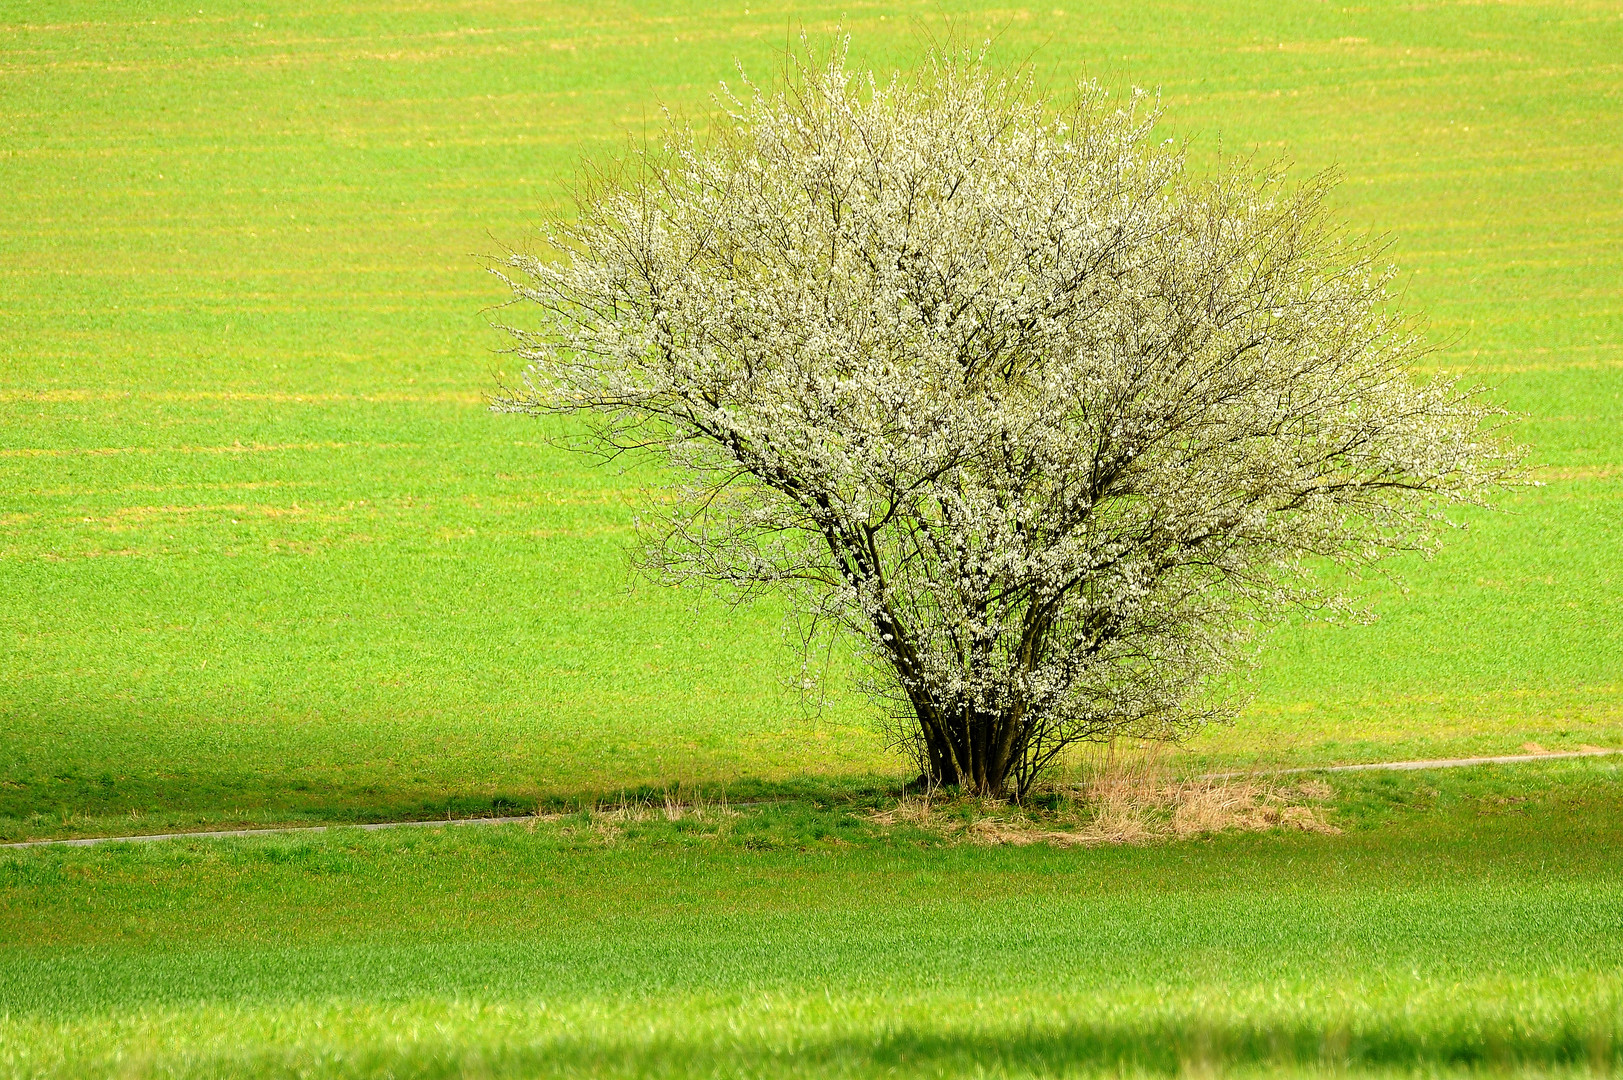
xmin=2 ymin=0 xmax=1621 ymax=1075
xmin=3 ymin=760 xmax=1622 ymax=1077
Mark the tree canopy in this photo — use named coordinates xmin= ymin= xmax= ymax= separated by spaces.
xmin=492 ymin=43 xmax=1522 ymax=797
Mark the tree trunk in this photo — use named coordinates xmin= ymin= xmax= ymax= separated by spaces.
xmin=915 ymin=706 xmax=1023 ymax=798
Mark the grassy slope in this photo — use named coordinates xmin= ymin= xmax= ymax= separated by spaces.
xmin=1 ymin=759 xmax=1621 ymax=1077
xmin=2 ymin=0 xmax=1620 ymax=838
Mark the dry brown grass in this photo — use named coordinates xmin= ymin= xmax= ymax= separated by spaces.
xmin=547 ymin=790 xmax=739 ymax=845
xmin=586 ymin=789 xmax=739 ymax=825
xmin=864 ymin=747 xmax=1338 ymax=847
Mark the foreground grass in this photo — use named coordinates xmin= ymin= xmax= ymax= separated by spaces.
xmin=4 ymin=987 xmax=1619 ymax=1079
xmin=1 ymin=760 xmax=1620 ymax=1077
xmin=2 ymin=0 xmax=1621 ymax=838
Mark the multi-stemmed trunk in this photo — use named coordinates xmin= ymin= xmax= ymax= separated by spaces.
xmin=911 ymin=702 xmax=1031 ymax=799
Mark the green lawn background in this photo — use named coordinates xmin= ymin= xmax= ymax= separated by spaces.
xmin=2 ymin=0 xmax=1620 ymax=837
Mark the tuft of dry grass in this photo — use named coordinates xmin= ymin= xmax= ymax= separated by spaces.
xmin=863 ymin=748 xmax=1339 ymax=847
xmin=1165 ymin=780 xmax=1336 ymax=840
xmin=591 ymin=790 xmax=738 ymax=825
xmin=550 ymin=791 xmax=740 ymax=845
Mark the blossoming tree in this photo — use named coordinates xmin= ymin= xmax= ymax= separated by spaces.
xmin=491 ymin=45 xmax=1521 ymax=798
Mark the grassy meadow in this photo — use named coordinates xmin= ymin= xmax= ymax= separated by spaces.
xmin=2 ymin=759 xmax=1622 ymax=1077
xmin=2 ymin=0 xmax=1622 ymax=1075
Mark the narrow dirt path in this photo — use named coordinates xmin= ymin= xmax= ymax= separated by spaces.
xmin=0 ymin=813 xmax=549 ymax=850
xmin=3 ymin=748 xmax=1617 ymax=850
xmin=1204 ymin=747 xmax=1621 ymax=780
